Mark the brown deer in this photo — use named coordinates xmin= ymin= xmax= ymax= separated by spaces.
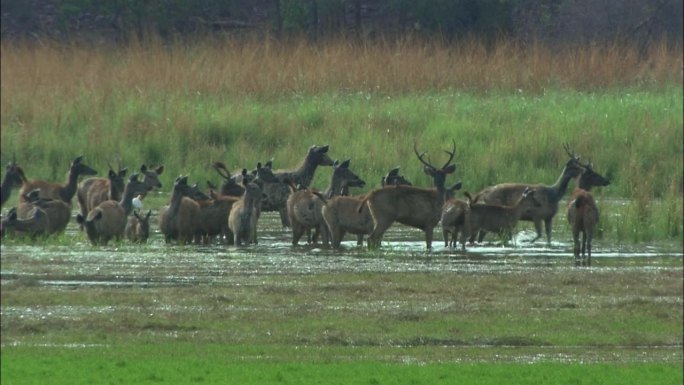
xmin=440 ymin=191 xmax=470 ymax=250
xmin=286 ymin=159 xmax=366 ymax=246
xmin=471 ymin=144 xmax=583 ymax=245
xmin=463 ymin=187 xmax=542 ymax=246
xmin=19 ymin=155 xmax=97 ymax=204
xmin=76 ymin=173 xmax=149 ymax=245
xmin=359 ymin=141 xmax=460 ymax=250
xmin=1 ymin=156 xmax=27 ymax=208
xmin=139 ymin=164 xmax=165 ymax=195
xmin=196 ymin=164 xmax=279 ymax=244
xmin=77 ymin=164 xmax=127 ymax=228
xmin=262 ymin=144 xmax=335 ymax=227
xmin=16 ymin=188 xmax=71 ymax=235
xmin=228 ymin=180 xmax=263 ymax=246
xmin=1 ymin=206 xmax=49 ymax=239
xmin=158 ymin=176 xmax=207 ymax=244
xmin=567 ymin=161 xmax=611 ymax=267
xmin=322 ymin=167 xmax=415 ymax=249
xmin=125 ymin=209 xmax=152 ymax=243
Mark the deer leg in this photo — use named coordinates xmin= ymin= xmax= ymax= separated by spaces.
xmin=368 ymin=222 xmax=391 ymax=249
xmin=476 ymin=230 xmax=487 ymax=243
xmin=291 ymin=224 xmax=305 ymax=245
xmin=424 ymin=227 xmax=434 ymax=250
xmin=279 ymin=208 xmax=290 ymax=227
xmin=573 ymin=229 xmax=581 ymax=266
xmin=356 ymin=234 xmax=363 ymax=247
xmin=529 ymin=220 xmax=544 ymax=243
xmin=544 ymin=218 xmax=553 ymax=246
xmin=443 ymin=228 xmax=450 ymax=248
xmin=585 ymin=231 xmax=592 ymax=267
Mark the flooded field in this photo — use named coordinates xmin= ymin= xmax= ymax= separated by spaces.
xmin=1 ymin=212 xmax=683 ymax=365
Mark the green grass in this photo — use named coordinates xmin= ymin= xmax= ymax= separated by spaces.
xmin=2 ymin=344 xmax=682 ymax=385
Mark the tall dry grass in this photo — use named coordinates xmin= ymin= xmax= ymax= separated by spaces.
xmin=1 ymin=37 xmax=681 ymax=104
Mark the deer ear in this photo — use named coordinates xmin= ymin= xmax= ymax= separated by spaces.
xmin=423 ymin=165 xmax=435 ymax=176
xmin=155 ymin=165 xmax=164 ymax=175
xmin=443 ymin=164 xmax=456 ymax=174
xmin=333 ymin=160 xmax=339 ymax=168
xmin=387 ymin=167 xmax=400 ymax=177
xmin=119 ymin=168 xmax=127 ymax=177
xmin=109 ymin=169 xmax=117 ymax=178
xmin=319 ymin=145 xmax=329 ymax=153
xmin=140 ymin=164 xmax=148 ymax=172
xmin=340 ymin=159 xmax=350 ymax=168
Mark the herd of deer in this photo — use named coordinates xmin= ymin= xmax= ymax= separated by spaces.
xmin=0 ymin=142 xmax=610 ymax=266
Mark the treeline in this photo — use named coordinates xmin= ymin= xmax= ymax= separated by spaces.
xmin=1 ymin=0 xmax=682 ymax=47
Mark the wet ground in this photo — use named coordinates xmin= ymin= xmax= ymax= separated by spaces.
xmin=1 ymin=212 xmax=682 ymax=287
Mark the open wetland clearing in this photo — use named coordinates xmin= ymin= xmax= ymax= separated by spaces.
xmin=1 ymin=211 xmax=682 ymax=385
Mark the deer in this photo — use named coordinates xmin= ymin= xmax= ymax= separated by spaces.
xmin=322 ymin=167 xmax=415 ymax=249
xmin=262 ymin=144 xmax=335 ymax=227
xmin=359 ymin=141 xmax=461 ymax=250
xmin=463 ymin=187 xmax=542 ymax=246
xmin=75 ymin=174 xmax=149 ymax=245
xmin=381 ymin=167 xmax=412 ymax=187
xmin=567 ymin=161 xmax=611 ymax=267
xmin=125 ymin=209 xmax=152 ymax=243
xmin=228 ymin=180 xmax=264 ymax=246
xmin=1 ymin=156 xmax=27 ymax=208
xmin=139 ymin=164 xmax=165 ymax=195
xmin=1 ymin=206 xmax=50 ymax=239
xmin=440 ymin=191 xmax=470 ymax=250
xmin=286 ymin=159 xmax=366 ymax=246
xmin=197 ymin=163 xmax=280 ymax=244
xmin=210 ymin=161 xmax=252 ymax=197
xmin=470 ymin=144 xmax=584 ymax=246
xmin=19 ymin=155 xmax=98 ymax=204
xmin=158 ymin=176 xmax=207 ymax=245
xmin=16 ymin=188 xmax=71 ymax=235
xmin=77 ymin=164 xmax=127 ymax=229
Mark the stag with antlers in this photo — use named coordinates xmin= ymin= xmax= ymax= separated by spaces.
xmin=360 ymin=140 xmax=461 ymax=250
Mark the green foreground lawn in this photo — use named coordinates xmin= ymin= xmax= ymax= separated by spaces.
xmin=2 ymin=344 xmax=682 ymax=385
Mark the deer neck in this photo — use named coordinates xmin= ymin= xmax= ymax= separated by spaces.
xmin=119 ymin=185 xmax=139 ymax=215
xmin=59 ymin=169 xmax=80 ymax=203
xmin=291 ymin=159 xmax=319 ymax=188
xmin=168 ymin=190 xmax=185 ymax=216
xmin=323 ymin=173 xmax=344 ymax=198
xmin=1 ymin=175 xmax=16 ymax=205
xmin=548 ymin=166 xmax=575 ymax=202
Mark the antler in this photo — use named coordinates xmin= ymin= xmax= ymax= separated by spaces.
xmin=414 ymin=142 xmax=433 ymax=170
xmin=563 ymin=143 xmax=580 ymax=162
xmin=212 ymin=161 xmax=231 ymax=180
xmin=442 ymin=139 xmax=456 ymax=170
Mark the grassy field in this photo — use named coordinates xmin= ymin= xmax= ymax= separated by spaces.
xmin=1 ymin=38 xmax=682 ymax=242
xmin=1 ymin=37 xmax=683 ymax=384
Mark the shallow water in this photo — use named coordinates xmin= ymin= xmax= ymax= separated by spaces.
xmin=1 ymin=212 xmax=682 ymax=288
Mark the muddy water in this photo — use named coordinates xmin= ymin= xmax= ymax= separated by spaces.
xmin=1 ymin=212 xmax=682 ymax=288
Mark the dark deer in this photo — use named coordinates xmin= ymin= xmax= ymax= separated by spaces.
xmin=125 ymin=209 xmax=152 ymax=243
xmin=381 ymin=167 xmax=412 ymax=187
xmin=471 ymin=144 xmax=583 ymax=245
xmin=77 ymin=163 xmax=127 ymax=227
xmin=76 ymin=174 xmax=148 ymax=245
xmin=567 ymin=161 xmax=611 ymax=267
xmin=16 ymin=188 xmax=71 ymax=235
xmin=228 ymin=180 xmax=263 ymax=246
xmin=19 ymin=155 xmax=98 ymax=204
xmin=1 ymin=206 xmax=49 ymax=239
xmin=1 ymin=156 xmax=27 ymax=208
xmin=359 ymin=141 xmax=460 ymax=250
xmin=211 ymin=161 xmax=251 ymax=197
xmin=463 ymin=187 xmax=542 ymax=246
xmin=158 ymin=176 xmax=207 ymax=244
xmin=262 ymin=144 xmax=335 ymax=227
xmin=287 ymin=159 xmax=366 ymax=246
